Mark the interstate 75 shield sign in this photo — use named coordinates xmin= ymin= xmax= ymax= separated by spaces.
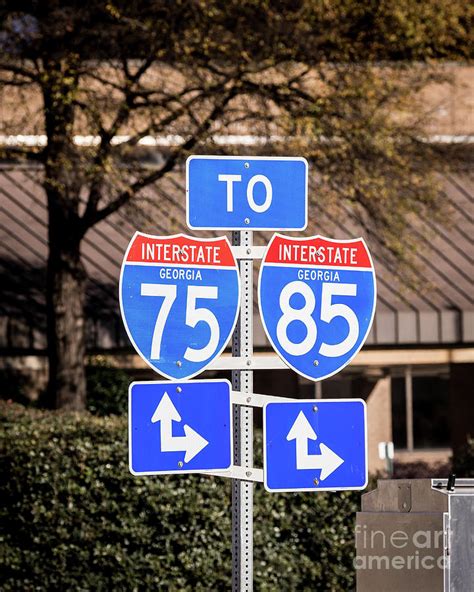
xmin=120 ymin=233 xmax=240 ymax=380
xmin=258 ymin=234 xmax=376 ymax=381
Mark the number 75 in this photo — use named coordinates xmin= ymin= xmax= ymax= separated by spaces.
xmin=140 ymin=284 xmax=220 ymax=363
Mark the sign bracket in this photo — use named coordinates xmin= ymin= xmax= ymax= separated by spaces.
xmin=231 ymin=245 xmax=266 ymax=260
xmin=204 ymin=465 xmax=264 ymax=483
xmin=231 ymin=390 xmax=293 ymax=408
xmin=209 ymin=355 xmax=287 ymax=371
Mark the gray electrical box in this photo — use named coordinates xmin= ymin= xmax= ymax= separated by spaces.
xmin=356 ymin=478 xmax=474 ymax=592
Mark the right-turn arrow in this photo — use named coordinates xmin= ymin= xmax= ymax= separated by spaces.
xmin=286 ymin=411 xmax=344 ymax=480
xmin=151 ymin=392 xmax=209 ymax=463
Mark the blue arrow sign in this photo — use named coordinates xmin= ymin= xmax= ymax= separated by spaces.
xmin=129 ymin=380 xmax=232 ymax=475
xmin=120 ymin=233 xmax=240 ymax=380
xmin=264 ymin=399 xmax=367 ymax=492
xmin=186 ymin=156 xmax=308 ymax=230
xmin=259 ymin=234 xmax=376 ymax=382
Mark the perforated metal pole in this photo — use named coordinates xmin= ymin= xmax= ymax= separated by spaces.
xmin=231 ymin=230 xmax=254 ymax=592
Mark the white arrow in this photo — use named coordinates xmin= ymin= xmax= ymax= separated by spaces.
xmin=151 ymin=392 xmax=209 ymax=463
xmin=286 ymin=411 xmax=344 ymax=480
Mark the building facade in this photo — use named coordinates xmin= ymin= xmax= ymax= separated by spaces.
xmin=0 ymin=65 xmax=473 ymax=474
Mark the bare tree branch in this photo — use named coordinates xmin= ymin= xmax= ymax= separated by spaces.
xmin=0 ymin=61 xmax=38 ymax=81
xmin=0 ymin=146 xmax=44 ymax=161
xmin=88 ymin=88 xmax=238 ymax=227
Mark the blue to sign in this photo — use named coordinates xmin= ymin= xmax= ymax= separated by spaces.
xmin=120 ymin=233 xmax=240 ymax=380
xmin=186 ymin=156 xmax=308 ymax=230
xmin=259 ymin=234 xmax=376 ymax=382
xmin=264 ymin=399 xmax=367 ymax=492
xmin=129 ymin=380 xmax=232 ymax=475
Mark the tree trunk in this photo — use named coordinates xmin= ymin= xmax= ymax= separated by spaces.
xmin=46 ymin=205 xmax=87 ymax=411
xmin=41 ymin=57 xmax=87 ymax=410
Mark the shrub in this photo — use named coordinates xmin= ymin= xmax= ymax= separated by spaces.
xmin=392 ymin=460 xmax=451 ymax=479
xmin=0 ymin=402 xmax=360 ymax=591
xmin=86 ymin=360 xmax=130 ymax=416
xmin=0 ymin=367 xmax=34 ymax=405
xmin=453 ymin=437 xmax=474 ymax=478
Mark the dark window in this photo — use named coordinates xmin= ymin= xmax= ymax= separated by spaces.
xmin=412 ymin=376 xmax=450 ymax=448
xmin=391 ymin=374 xmax=450 ymax=449
xmin=391 ymin=377 xmax=407 ymax=448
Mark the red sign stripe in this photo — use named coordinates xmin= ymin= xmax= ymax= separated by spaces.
xmin=126 ymin=235 xmax=236 ymax=267
xmin=264 ymin=235 xmax=371 ymax=268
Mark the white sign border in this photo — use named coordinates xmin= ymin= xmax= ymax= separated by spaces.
xmin=119 ymin=231 xmax=241 ymax=381
xmin=257 ymin=232 xmax=377 ymax=383
xmin=129 ymin=378 xmax=233 ymax=476
xmin=263 ymin=397 xmax=368 ymax=493
xmin=185 ymin=155 xmax=309 ymax=231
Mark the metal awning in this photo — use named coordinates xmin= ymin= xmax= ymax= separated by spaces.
xmin=0 ymin=163 xmax=472 ymax=352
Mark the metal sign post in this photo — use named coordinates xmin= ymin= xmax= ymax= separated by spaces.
xmin=231 ymin=230 xmax=254 ymax=592
xmin=120 ymin=154 xmax=375 ymax=591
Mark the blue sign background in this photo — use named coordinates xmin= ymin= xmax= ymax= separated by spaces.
xmin=264 ymin=400 xmax=367 ymax=492
xmin=121 ymin=265 xmax=239 ymax=380
xmin=259 ymin=266 xmax=376 ymax=381
xmin=186 ymin=156 xmax=307 ymax=230
xmin=129 ymin=380 xmax=232 ymax=475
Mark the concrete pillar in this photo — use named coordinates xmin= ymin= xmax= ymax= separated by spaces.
xmin=362 ymin=377 xmax=392 ymax=474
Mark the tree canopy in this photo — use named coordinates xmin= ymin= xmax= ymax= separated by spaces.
xmin=0 ymin=0 xmax=471 ymax=408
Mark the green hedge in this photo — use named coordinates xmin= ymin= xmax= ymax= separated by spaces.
xmin=86 ymin=361 xmax=130 ymax=416
xmin=0 ymin=402 xmax=359 ymax=591
xmin=453 ymin=437 xmax=474 ymax=478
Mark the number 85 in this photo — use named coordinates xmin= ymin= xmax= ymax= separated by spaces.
xmin=276 ymin=281 xmax=359 ymax=358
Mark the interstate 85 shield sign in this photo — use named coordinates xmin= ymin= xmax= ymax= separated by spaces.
xmin=120 ymin=233 xmax=240 ymax=380
xmin=258 ymin=234 xmax=376 ymax=381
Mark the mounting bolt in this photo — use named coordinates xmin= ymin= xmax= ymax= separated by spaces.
xmin=313 ymin=360 xmax=319 ymax=366
xmin=313 ymin=478 xmax=319 ymax=486
xmin=244 ymin=162 xmax=250 ymax=169
xmin=176 ymin=386 xmax=182 ymax=393
xmin=176 ymin=360 xmax=182 ymax=367
xmin=244 ymin=217 xmax=250 ymax=225
xmin=312 ymin=405 xmax=318 ymax=412
xmin=246 ymin=471 xmax=252 ymax=477
xmin=246 ymin=359 xmax=252 ymax=366
xmin=246 ymin=396 xmax=252 ymax=403
xmin=178 ymin=461 xmax=184 ymax=468
xmin=246 ymin=248 xmax=251 ymax=255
